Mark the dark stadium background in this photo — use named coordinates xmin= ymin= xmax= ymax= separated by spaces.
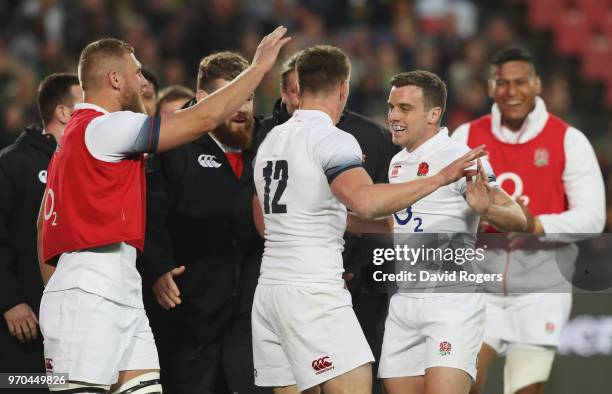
xmin=0 ymin=1 xmax=610 ymax=393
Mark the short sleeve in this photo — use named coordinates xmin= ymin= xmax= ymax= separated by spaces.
xmin=85 ymin=111 xmax=160 ymax=162
xmin=313 ymin=129 xmax=363 ymax=184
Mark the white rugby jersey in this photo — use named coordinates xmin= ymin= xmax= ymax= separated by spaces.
xmin=389 ymin=128 xmax=497 ymax=294
xmin=389 ymin=128 xmax=497 ymax=234
xmin=254 ymin=110 xmax=363 ymax=287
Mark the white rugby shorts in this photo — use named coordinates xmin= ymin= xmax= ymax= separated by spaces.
xmin=39 ymin=288 xmax=159 ymax=385
xmin=484 ymin=293 xmax=572 ymax=353
xmin=252 ymin=284 xmax=374 ymax=391
xmin=378 ymin=293 xmax=485 ymax=381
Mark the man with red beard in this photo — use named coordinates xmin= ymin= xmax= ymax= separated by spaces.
xmin=138 ymin=51 xmax=271 ymax=394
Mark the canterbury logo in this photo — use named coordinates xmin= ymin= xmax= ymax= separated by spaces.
xmin=312 ymin=356 xmax=334 ymax=374
xmin=198 ymin=154 xmax=222 ymax=168
xmin=38 ymin=170 xmax=47 ymax=184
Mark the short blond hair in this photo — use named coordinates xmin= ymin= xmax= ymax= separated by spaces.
xmin=78 ymin=38 xmax=134 ymax=91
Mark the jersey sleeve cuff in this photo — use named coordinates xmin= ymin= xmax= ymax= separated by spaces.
xmin=134 ymin=115 xmax=161 ymax=153
xmin=326 ymin=162 xmax=363 ymax=184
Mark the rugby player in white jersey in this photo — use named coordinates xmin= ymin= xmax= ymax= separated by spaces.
xmin=251 ymin=47 xmax=488 ymax=394
xmin=368 ymin=71 xmax=527 ymax=394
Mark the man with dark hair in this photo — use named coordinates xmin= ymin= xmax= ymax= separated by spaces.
xmin=373 ymin=70 xmax=525 ymax=394
xmin=252 ymin=46 xmax=487 ymax=394
xmin=142 ymin=68 xmax=160 ymax=115
xmin=453 ymin=47 xmax=605 ymax=394
xmin=263 ymin=50 xmax=397 ymax=393
xmin=156 ymin=85 xmax=194 ymax=115
xmin=39 ymin=29 xmax=289 ymax=393
xmin=139 ymin=51 xmax=271 ymax=394
xmin=0 ymin=73 xmax=81 ymax=376
xmin=388 ymin=71 xmax=448 ymax=117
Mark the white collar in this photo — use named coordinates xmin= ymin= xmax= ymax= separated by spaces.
xmin=403 ymin=127 xmax=450 ymax=161
xmin=209 ymin=133 xmax=241 ymax=153
xmin=292 ymin=109 xmax=334 ymax=125
xmin=491 ymin=96 xmax=549 ymax=144
xmin=74 ymin=102 xmax=110 ymax=114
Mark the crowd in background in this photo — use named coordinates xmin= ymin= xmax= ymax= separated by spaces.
xmin=0 ymin=0 xmax=611 ymax=228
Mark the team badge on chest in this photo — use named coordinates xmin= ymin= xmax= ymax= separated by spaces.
xmin=534 ymin=148 xmax=549 ymax=167
xmin=390 ymin=164 xmax=402 ymax=178
xmin=417 ymin=162 xmax=429 ymax=177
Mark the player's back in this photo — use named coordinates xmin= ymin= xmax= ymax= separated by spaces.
xmin=254 ymin=110 xmax=362 ymax=287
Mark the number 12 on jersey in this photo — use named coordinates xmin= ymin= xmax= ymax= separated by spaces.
xmin=263 ymin=160 xmax=289 ymax=214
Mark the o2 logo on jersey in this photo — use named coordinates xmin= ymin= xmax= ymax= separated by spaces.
xmin=44 ymin=188 xmax=58 ymax=226
xmin=38 ymin=170 xmax=47 ymax=184
xmin=393 ymin=206 xmax=423 ymax=232
xmin=496 ymin=172 xmax=530 ymax=206
xmin=262 ymin=160 xmax=289 ymax=214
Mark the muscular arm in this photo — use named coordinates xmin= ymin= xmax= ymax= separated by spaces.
xmin=332 ymin=146 xmax=486 ymax=220
xmin=156 ymin=27 xmax=290 ymax=152
xmin=157 ymin=66 xmax=266 ymax=151
xmin=332 ymin=167 xmax=444 ymax=219
xmin=481 ymin=187 xmax=526 ymax=232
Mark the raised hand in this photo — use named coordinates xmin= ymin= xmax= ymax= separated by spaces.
xmin=437 ymin=145 xmax=487 ymax=186
xmin=466 ymin=159 xmax=492 ymax=215
xmin=252 ymin=26 xmax=292 ymax=74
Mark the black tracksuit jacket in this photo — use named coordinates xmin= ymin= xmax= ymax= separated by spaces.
xmin=138 ymin=115 xmax=266 ymax=344
xmin=0 ymin=125 xmax=55 ymax=371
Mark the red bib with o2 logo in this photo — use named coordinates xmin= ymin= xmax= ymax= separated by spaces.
xmin=467 ymin=114 xmax=568 ymax=229
xmin=42 ymin=109 xmax=146 ymax=264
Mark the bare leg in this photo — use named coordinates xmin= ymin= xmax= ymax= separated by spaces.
xmin=470 ymin=343 xmax=497 ymax=394
xmin=424 ymin=367 xmax=471 ymax=394
xmin=110 ymin=369 xmax=160 ymax=393
xmin=274 ymin=385 xmax=321 ymax=394
xmin=383 ymin=376 xmax=424 ymax=394
xmin=515 ymin=383 xmax=545 ymax=394
xmin=320 ymin=363 xmax=372 ymax=394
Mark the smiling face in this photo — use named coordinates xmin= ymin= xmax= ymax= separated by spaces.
xmin=489 ymin=60 xmax=541 ymax=131
xmin=387 ymin=85 xmax=439 ymax=151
